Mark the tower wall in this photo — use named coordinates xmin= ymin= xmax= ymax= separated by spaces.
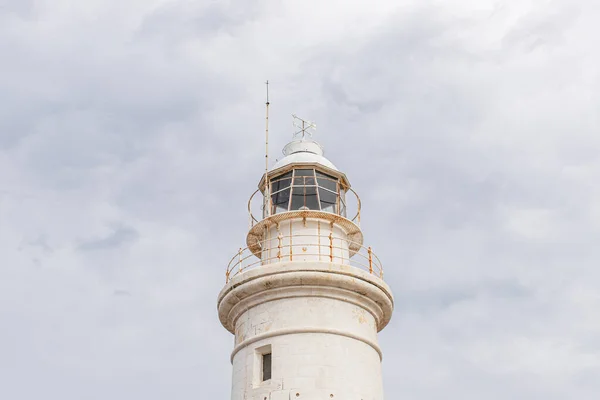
xmin=218 ymin=262 xmax=393 ymax=400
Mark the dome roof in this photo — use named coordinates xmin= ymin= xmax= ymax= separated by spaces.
xmin=271 ymin=139 xmax=338 ymax=171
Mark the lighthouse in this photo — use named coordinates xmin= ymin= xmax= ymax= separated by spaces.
xmin=217 ymin=116 xmax=394 ymax=400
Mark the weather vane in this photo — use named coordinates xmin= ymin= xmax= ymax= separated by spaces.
xmin=292 ymin=114 xmax=317 ymax=140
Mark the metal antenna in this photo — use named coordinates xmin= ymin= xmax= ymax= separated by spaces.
xmin=264 ymin=81 xmax=271 ymax=217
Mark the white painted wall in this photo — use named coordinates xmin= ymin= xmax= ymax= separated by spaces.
xmin=231 ymin=296 xmax=383 ymax=400
xmin=218 ymin=262 xmax=394 ymax=400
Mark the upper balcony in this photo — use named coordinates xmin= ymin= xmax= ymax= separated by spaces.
xmin=225 ymin=233 xmax=384 ymax=284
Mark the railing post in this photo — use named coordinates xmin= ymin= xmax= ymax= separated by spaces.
xmin=329 ymin=233 xmax=333 ymax=262
xmin=277 ymin=233 xmax=282 ymax=261
xmin=238 ymin=247 xmax=243 ymax=272
xmin=368 ymin=246 xmax=373 ymax=274
xmin=226 ymin=270 xmax=230 ymax=284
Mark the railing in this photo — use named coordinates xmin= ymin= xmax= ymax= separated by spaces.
xmin=226 ymin=234 xmax=383 ymax=283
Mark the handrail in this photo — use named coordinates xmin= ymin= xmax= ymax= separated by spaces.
xmin=225 ymin=234 xmax=383 ymax=283
xmin=347 ymin=187 xmax=361 ymax=225
xmin=247 ymin=189 xmax=261 ymax=228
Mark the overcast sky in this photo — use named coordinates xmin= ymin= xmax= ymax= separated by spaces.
xmin=1 ymin=0 xmax=599 ymax=399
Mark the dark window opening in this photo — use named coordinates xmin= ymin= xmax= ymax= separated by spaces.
xmin=262 ymin=353 xmax=272 ymax=381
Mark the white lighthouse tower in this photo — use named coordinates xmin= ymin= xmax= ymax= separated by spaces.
xmin=217 ymin=116 xmax=394 ymax=400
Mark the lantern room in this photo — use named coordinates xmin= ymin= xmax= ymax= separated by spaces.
xmin=258 ymin=137 xmax=352 ymax=219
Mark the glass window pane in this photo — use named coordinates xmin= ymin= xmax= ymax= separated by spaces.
xmin=294 ymin=169 xmax=314 ymax=176
xmin=305 ymin=194 xmax=319 ymax=210
xmin=321 ymin=202 xmax=336 ymax=213
xmin=316 ymin=171 xmax=336 ymax=180
xmin=305 ymin=187 xmax=318 ymax=209
xmin=293 ymin=177 xmax=304 ymax=185
xmin=290 ymin=186 xmax=305 ymax=210
xmin=272 ymin=187 xmax=290 ymax=214
xmin=276 ymin=172 xmax=292 ymax=180
xmin=319 ymin=188 xmax=337 ymax=214
xmin=272 ymin=178 xmax=291 ymax=192
xmin=262 ymin=353 xmax=272 ymax=381
xmin=271 ymin=180 xmax=279 ymax=193
xmin=318 ymin=188 xmax=337 ymax=204
xmin=304 ymin=177 xmax=316 ymax=185
xmin=272 ymin=188 xmax=290 ymax=206
xmin=318 ymin=178 xmax=337 ymax=192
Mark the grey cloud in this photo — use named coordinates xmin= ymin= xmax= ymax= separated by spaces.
xmin=1 ymin=1 xmax=599 ymax=399
xmin=502 ymin=4 xmax=581 ymax=52
xmin=78 ymin=225 xmax=139 ymax=251
xmin=137 ymin=0 xmax=264 ymax=41
xmin=0 ymin=0 xmax=36 ymax=19
xmin=397 ymin=279 xmax=531 ymax=314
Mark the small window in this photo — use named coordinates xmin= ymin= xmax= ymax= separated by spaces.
xmin=262 ymin=353 xmax=272 ymax=381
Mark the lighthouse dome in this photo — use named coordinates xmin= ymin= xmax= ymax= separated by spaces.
xmin=271 ymin=139 xmax=338 ymax=171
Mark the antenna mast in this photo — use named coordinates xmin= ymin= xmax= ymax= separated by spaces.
xmin=264 ymin=81 xmax=271 ymax=217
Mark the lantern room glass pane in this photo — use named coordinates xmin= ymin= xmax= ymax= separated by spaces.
xmin=305 ymin=186 xmax=319 ymax=210
xmin=294 ymin=169 xmax=314 ymax=176
xmin=290 ymin=186 xmax=305 ymax=210
xmin=317 ymin=177 xmax=337 ymax=192
xmin=265 ymin=168 xmax=350 ymax=216
xmin=271 ymin=188 xmax=290 ymax=214
xmin=289 ymin=186 xmax=319 ymax=211
xmin=319 ymin=188 xmax=337 ymax=213
xmin=272 ymin=178 xmax=291 ymax=193
xmin=270 ymin=172 xmax=292 ymax=193
xmin=318 ymin=188 xmax=337 ymax=204
xmin=316 ymin=171 xmax=335 ymax=179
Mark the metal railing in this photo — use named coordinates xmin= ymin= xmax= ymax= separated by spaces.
xmin=226 ymin=234 xmax=383 ymax=283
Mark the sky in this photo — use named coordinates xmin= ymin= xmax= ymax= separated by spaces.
xmin=1 ymin=0 xmax=599 ymax=398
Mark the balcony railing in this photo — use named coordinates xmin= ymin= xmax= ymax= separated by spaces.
xmin=225 ymin=234 xmax=383 ymax=283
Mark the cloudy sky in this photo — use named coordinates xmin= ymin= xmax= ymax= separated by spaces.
xmin=1 ymin=0 xmax=599 ymax=398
